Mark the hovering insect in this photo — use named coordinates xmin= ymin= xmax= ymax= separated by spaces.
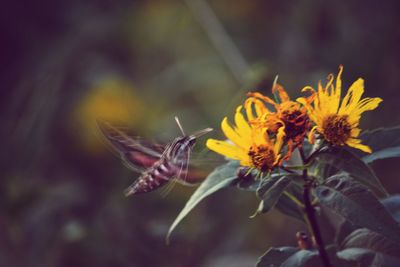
xmin=97 ymin=118 xmax=213 ymax=196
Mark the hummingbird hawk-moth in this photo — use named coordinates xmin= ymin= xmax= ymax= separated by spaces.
xmin=97 ymin=118 xmax=213 ymax=196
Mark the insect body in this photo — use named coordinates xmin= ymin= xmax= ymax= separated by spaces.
xmin=97 ymin=118 xmax=212 ymax=196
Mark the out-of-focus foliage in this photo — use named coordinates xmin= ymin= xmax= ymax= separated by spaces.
xmin=73 ymin=78 xmax=144 ymax=152
xmin=0 ymin=0 xmax=400 ymax=266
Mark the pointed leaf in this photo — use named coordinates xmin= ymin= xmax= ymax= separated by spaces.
xmin=256 ymin=174 xmax=282 ymax=198
xmin=316 ymin=174 xmax=400 ymax=244
xmin=253 ymin=176 xmax=292 ymax=216
xmin=167 ymin=161 xmax=239 ymax=242
xmin=314 ymin=147 xmax=388 ymax=195
xmin=256 ymin=174 xmax=301 ymax=197
xmin=281 ymin=249 xmax=320 ymax=267
xmin=234 ymin=168 xmax=261 ymax=191
xmin=381 ymin=195 xmax=400 ymax=223
xmin=256 ymin=246 xmax=299 ymax=267
xmin=356 ymin=126 xmax=400 ymax=163
xmin=338 ymin=228 xmax=400 ymax=266
xmin=363 ymin=146 xmax=400 ymax=164
xmin=337 ymin=248 xmax=400 ymax=267
xmin=275 ymin=183 xmax=305 ymax=223
xmin=335 ymin=220 xmax=359 ymax=248
xmin=235 ymin=171 xmax=299 ymax=193
xmin=340 ymin=228 xmax=400 ymax=258
xmin=278 ymin=246 xmax=351 ymax=267
xmin=336 ymin=196 xmax=400 ymax=246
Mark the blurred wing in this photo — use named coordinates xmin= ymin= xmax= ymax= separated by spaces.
xmin=158 ymin=146 xmax=189 ymax=197
xmin=97 ymin=120 xmax=165 ymax=172
xmin=175 ymin=146 xmax=191 ymax=185
xmin=174 ymin=150 xmax=209 ymax=185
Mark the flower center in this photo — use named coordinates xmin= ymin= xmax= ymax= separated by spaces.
xmin=248 ymin=144 xmax=276 ymax=172
xmin=322 ymin=114 xmax=352 ymax=145
xmin=279 ymin=104 xmax=310 ymax=142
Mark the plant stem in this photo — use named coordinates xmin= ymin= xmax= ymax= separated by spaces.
xmin=185 ymin=0 xmax=252 ymax=86
xmin=299 ymin=148 xmax=332 ymax=267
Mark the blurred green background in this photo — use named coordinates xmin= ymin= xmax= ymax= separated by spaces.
xmin=1 ymin=0 xmax=400 ymax=266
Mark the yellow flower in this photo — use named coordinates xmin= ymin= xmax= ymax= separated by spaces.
xmin=245 ymin=83 xmax=311 ymax=160
xmin=206 ymin=105 xmax=285 ymax=172
xmin=298 ymin=65 xmax=382 ymax=153
xmin=72 ymin=78 xmax=143 ymax=153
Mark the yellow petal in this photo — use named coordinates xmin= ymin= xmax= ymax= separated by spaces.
xmin=330 ymin=65 xmax=343 ymax=113
xmin=252 ymin=127 xmax=267 ymax=146
xmin=353 ymin=97 xmax=382 ymax=116
xmin=350 ymin=127 xmax=361 ymax=138
xmin=273 ymin=154 xmax=282 ymax=166
xmin=234 ymin=106 xmax=252 ymax=140
xmin=318 ymin=74 xmax=338 ymax=115
xmin=308 ymin=125 xmax=318 ymax=144
xmin=347 ymin=137 xmax=362 ymax=144
xmin=315 ymin=82 xmax=328 ymax=118
xmin=206 ymin=139 xmax=246 ymax=160
xmin=254 ymin=100 xmax=269 ymax=117
xmin=244 ymin=97 xmax=268 ymax=121
xmin=273 ymin=84 xmax=290 ymax=102
xmin=297 ymin=96 xmax=319 ymax=125
xmin=346 ymin=139 xmax=372 ymax=153
xmin=221 ymin=117 xmax=248 ymax=149
xmin=347 ymin=97 xmax=382 ymax=124
xmin=244 ymin=98 xmax=256 ymax=121
xmin=335 ymin=65 xmax=343 ymax=97
xmin=274 ymin=126 xmax=285 ymax=156
xmin=239 ymin=158 xmax=251 ymax=167
xmin=325 ymin=73 xmax=335 ymax=95
xmin=296 ymin=96 xmax=310 ymax=107
xmin=247 ymin=92 xmax=277 ymax=107
xmin=338 ymin=78 xmax=364 ymax=114
xmin=301 ymin=86 xmax=316 ymax=94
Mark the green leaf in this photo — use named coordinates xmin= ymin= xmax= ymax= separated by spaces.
xmin=381 ymin=195 xmax=400 ymax=223
xmin=335 ymin=196 xmax=400 ymax=248
xmin=340 ymin=228 xmax=400 ymax=257
xmin=314 ymin=147 xmax=388 ymax=196
xmin=256 ymin=174 xmax=282 ymax=197
xmin=316 ymin=174 xmax=400 ymax=244
xmin=363 ymin=146 xmax=400 ymax=164
xmin=256 ymin=246 xmax=299 ymax=267
xmin=252 ymin=176 xmax=292 ymax=217
xmin=235 ymin=170 xmax=298 ymax=192
xmin=337 ymin=228 xmax=400 ymax=267
xmin=275 ymin=183 xmax=305 ymax=223
xmin=337 ymin=248 xmax=400 ymax=267
xmin=278 ymin=246 xmax=350 ymax=267
xmin=281 ymin=250 xmax=320 ymax=267
xmin=233 ymin=167 xmax=260 ymax=191
xmin=356 ymin=126 xmax=400 ymax=163
xmin=257 ymin=245 xmax=348 ymax=267
xmin=166 ymin=161 xmax=239 ymax=242
xmin=335 ymin=220 xmax=359 ymax=248
xmin=256 ymin=174 xmax=301 ymax=197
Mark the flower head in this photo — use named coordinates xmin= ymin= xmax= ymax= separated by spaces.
xmin=245 ymin=83 xmax=311 ymax=159
xmin=298 ymin=65 xmax=382 ymax=153
xmin=206 ymin=105 xmax=285 ymax=172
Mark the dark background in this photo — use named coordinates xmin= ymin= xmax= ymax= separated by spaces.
xmin=1 ymin=0 xmax=399 ymax=266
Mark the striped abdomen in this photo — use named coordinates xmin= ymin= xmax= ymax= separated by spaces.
xmin=124 ymin=159 xmax=181 ymax=196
